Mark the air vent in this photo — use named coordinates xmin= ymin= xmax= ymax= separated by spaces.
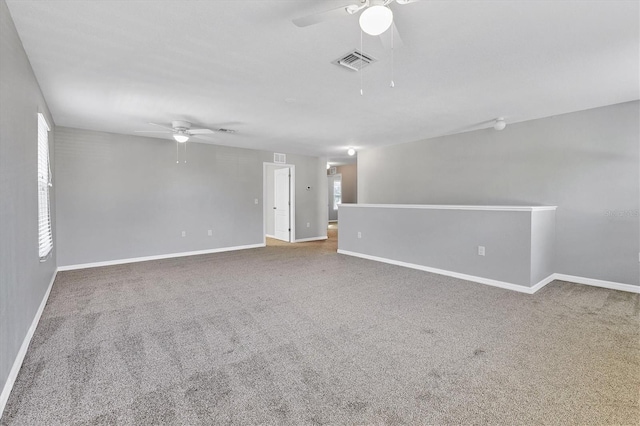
xmin=333 ymin=49 xmax=377 ymax=72
xmin=274 ymin=153 xmax=286 ymax=164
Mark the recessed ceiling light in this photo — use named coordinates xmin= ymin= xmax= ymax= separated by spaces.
xmin=494 ymin=118 xmax=506 ymax=131
xmin=347 ymin=148 xmax=356 ymax=156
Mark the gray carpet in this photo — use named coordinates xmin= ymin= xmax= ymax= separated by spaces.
xmin=2 ymin=227 xmax=639 ymax=425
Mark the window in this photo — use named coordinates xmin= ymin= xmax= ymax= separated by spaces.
xmin=38 ymin=113 xmax=52 ymax=260
xmin=333 ymin=178 xmax=342 ymax=210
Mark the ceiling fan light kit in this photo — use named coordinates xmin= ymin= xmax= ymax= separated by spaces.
xmin=347 ymin=148 xmax=356 ymax=156
xmin=359 ymin=5 xmax=393 ymax=36
xmin=173 ymin=133 xmax=189 ymax=143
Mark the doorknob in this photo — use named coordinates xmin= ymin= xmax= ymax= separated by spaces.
xmin=273 ymin=207 xmax=277 ymax=209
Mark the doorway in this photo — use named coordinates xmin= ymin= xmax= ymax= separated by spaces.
xmin=263 ymin=163 xmax=295 ymax=244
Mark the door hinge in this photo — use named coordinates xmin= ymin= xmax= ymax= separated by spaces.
xmin=288 ymin=228 xmax=291 ymax=232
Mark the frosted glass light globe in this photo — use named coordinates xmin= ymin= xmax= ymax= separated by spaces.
xmin=359 ymin=6 xmax=393 ymax=36
xmin=173 ymin=133 xmax=189 ymax=143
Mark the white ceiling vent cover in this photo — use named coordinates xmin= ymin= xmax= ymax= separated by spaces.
xmin=274 ymin=153 xmax=286 ymax=164
xmin=333 ymin=50 xmax=377 ymax=72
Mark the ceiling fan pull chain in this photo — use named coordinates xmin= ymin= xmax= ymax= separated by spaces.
xmin=176 ymin=141 xmax=179 ymax=164
xmin=390 ymin=25 xmax=395 ymax=88
xmin=184 ymin=142 xmax=187 ymax=163
xmin=360 ymin=29 xmax=364 ymax=96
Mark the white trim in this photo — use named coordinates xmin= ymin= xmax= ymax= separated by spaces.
xmin=265 ymin=234 xmax=277 ymax=239
xmin=336 ymin=250 xmax=639 ymax=294
xmin=553 ymin=273 xmax=640 ymax=294
xmin=295 ymin=236 xmax=328 ymax=243
xmin=530 ymin=273 xmax=557 ymax=293
xmin=339 ymin=204 xmax=557 ymax=212
xmin=337 ymin=250 xmax=538 ymax=294
xmin=0 ymin=268 xmax=57 ymax=418
xmin=58 ymin=244 xmax=265 ymax=271
xmin=328 ymin=220 xmax=338 ymax=223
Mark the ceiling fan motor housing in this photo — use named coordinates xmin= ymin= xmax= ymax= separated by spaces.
xmin=171 ymin=120 xmax=191 ymax=131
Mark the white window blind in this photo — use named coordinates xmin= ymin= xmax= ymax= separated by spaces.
xmin=38 ymin=113 xmax=52 ymax=260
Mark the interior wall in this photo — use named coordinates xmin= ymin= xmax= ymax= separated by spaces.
xmin=336 ymin=163 xmax=357 ymax=204
xmin=0 ymin=0 xmax=57 ymax=401
xmin=55 ymin=127 xmax=328 ymax=266
xmin=358 ymin=101 xmax=640 ymax=286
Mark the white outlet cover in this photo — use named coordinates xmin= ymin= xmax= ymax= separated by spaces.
xmin=208 ymin=230 xmax=212 ymax=236
xmin=182 ymin=231 xmax=186 ymax=237
xmin=478 ymin=246 xmax=485 ymax=256
xmin=254 ymin=198 xmax=258 ymax=204
xmin=357 ymin=232 xmax=362 ymax=238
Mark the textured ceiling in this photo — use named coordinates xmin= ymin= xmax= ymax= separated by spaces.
xmin=6 ymin=0 xmax=639 ymax=163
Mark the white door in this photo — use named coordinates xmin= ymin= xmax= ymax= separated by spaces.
xmin=274 ymin=167 xmax=290 ymax=242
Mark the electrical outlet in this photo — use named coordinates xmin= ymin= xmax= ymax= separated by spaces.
xmin=306 ymin=222 xmax=310 ymax=228
xmin=181 ymin=231 xmax=186 ymax=237
xmin=254 ymin=198 xmax=258 ymax=205
xmin=357 ymin=231 xmax=362 ymax=239
xmin=478 ymin=246 xmax=485 ymax=256
xmin=208 ymin=230 xmax=212 ymax=236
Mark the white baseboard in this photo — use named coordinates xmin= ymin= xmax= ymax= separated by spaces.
xmin=58 ymin=243 xmax=266 ymax=271
xmin=336 ymin=250 xmax=639 ymax=294
xmin=295 ymin=236 xmax=328 ymax=243
xmin=530 ymin=274 xmax=557 ymax=293
xmin=552 ymin=273 xmax=640 ymax=293
xmin=265 ymin=234 xmax=277 ymax=239
xmin=0 ymin=268 xmax=58 ymax=417
xmin=337 ymin=249 xmax=538 ymax=294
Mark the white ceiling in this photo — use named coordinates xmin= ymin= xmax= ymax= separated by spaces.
xmin=6 ymin=0 xmax=639 ymax=163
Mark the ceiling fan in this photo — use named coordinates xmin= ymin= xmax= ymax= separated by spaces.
xmin=293 ymin=0 xmax=419 ymax=46
xmin=135 ymin=120 xmax=236 ymax=143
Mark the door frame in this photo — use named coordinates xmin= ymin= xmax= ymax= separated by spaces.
xmin=263 ymin=162 xmax=295 ymax=244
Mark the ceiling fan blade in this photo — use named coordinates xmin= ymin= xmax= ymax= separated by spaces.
xmin=147 ymin=122 xmax=175 ymax=131
xmin=134 ymin=130 xmax=171 ymax=133
xmin=188 ymin=129 xmax=216 ymax=135
xmin=395 ymin=0 xmax=420 ymax=4
xmin=292 ymin=4 xmax=357 ymax=27
xmin=379 ymin=22 xmax=404 ymax=49
xmin=191 ymin=135 xmax=217 ymax=142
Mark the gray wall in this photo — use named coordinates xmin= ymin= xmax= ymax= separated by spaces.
xmin=339 ymin=206 xmax=549 ymax=287
xmin=358 ymin=102 xmax=639 ymax=286
xmin=293 ymin=154 xmax=329 ymax=239
xmin=530 ymin=210 xmax=556 ymax=285
xmin=55 ymin=127 xmax=327 ymax=266
xmin=0 ymin=0 xmax=57 ymax=399
xmin=336 ymin=164 xmax=357 ymax=204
